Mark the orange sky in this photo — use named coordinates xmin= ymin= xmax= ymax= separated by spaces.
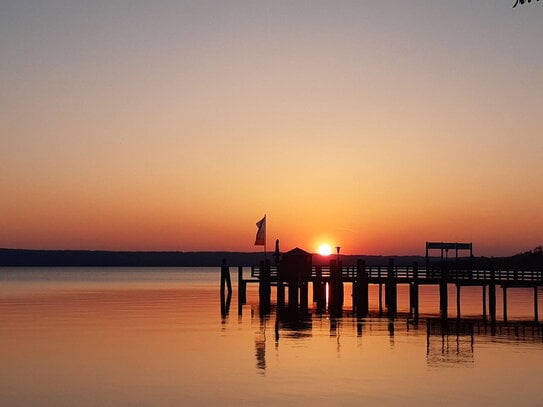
xmin=1 ymin=2 xmax=542 ymax=256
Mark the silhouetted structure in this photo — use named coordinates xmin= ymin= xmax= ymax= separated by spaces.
xmin=426 ymin=241 xmax=473 ymax=262
xmin=235 ymin=243 xmax=543 ymax=323
xmin=220 ymin=258 xmax=232 ymax=295
xmin=279 ymin=248 xmax=312 ymax=314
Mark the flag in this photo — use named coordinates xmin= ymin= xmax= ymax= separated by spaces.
xmin=254 ymin=215 xmax=266 ymax=246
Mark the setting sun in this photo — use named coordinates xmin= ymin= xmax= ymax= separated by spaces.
xmin=318 ymin=244 xmax=333 ymax=256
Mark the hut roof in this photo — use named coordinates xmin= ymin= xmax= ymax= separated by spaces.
xmin=284 ymin=247 xmax=311 ymax=256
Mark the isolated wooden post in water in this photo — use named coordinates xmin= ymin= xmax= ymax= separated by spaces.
xmin=220 ymin=259 xmax=232 ymax=296
xmin=220 ymin=259 xmax=232 ymax=318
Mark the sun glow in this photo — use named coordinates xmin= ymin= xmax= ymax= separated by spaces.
xmin=318 ymin=244 xmax=333 ymax=256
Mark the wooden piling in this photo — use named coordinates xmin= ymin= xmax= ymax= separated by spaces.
xmin=503 ymin=286 xmax=508 ymax=323
xmin=328 ymin=260 xmax=337 ymax=311
xmin=314 ymin=265 xmax=325 ymax=313
xmin=259 ymin=260 xmax=271 ymax=314
xmin=410 ymin=262 xmax=419 ymax=322
xmin=378 ymin=283 xmax=383 ymax=315
xmin=439 ymin=263 xmax=448 ymax=320
xmin=489 ymin=269 xmax=496 ymax=323
xmin=238 ymin=266 xmax=246 ymax=305
xmin=482 ymin=284 xmax=487 ymax=321
xmin=313 ymin=265 xmax=323 ymax=303
xmin=338 ymin=260 xmax=344 ymax=308
xmin=456 ymin=284 xmax=461 ymax=319
xmin=287 ymin=271 xmax=299 ymax=311
xmin=277 ymin=264 xmax=285 ymax=309
xmin=534 ymin=286 xmax=539 ymax=322
xmin=329 ymin=259 xmax=343 ymax=316
xmin=355 ymin=259 xmax=369 ymax=317
xmin=300 ymin=279 xmax=309 ymax=313
xmin=386 ymin=258 xmax=397 ymax=317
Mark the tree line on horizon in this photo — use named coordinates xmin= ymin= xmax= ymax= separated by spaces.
xmin=0 ymin=247 xmax=541 ymax=268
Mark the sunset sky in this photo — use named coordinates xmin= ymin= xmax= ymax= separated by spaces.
xmin=1 ymin=1 xmax=542 ymax=256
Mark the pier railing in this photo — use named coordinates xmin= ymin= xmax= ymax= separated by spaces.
xmin=251 ymin=265 xmax=543 ymax=283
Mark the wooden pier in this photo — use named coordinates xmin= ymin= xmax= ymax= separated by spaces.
xmin=234 ymin=249 xmax=543 ymax=323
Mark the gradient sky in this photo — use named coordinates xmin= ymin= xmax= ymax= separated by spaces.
xmin=1 ymin=1 xmax=542 ymax=256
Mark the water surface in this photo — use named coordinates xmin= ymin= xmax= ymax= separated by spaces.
xmin=1 ymin=268 xmax=542 ymax=406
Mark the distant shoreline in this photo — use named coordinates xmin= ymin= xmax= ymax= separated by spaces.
xmin=0 ymin=248 xmax=427 ymax=267
xmin=1 ymin=248 xmax=541 ymax=269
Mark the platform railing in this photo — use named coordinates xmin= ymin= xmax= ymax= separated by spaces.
xmin=250 ymin=265 xmax=543 ymax=283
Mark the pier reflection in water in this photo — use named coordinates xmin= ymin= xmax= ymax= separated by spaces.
xmin=237 ymin=273 xmax=543 ymax=404
xmin=243 ymin=304 xmax=543 ymax=374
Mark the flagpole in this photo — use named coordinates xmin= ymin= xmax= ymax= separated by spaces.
xmin=255 ymin=214 xmax=267 ymax=262
xmin=264 ymin=214 xmax=267 ymax=262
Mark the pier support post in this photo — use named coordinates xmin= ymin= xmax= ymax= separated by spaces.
xmin=439 ymin=264 xmax=448 ymax=320
xmin=489 ymin=269 xmax=496 ymax=324
xmin=386 ymin=258 xmax=397 ymax=317
xmin=410 ymin=262 xmax=419 ymax=322
xmin=313 ymin=265 xmax=322 ymax=302
xmin=355 ymin=260 xmax=369 ymax=317
xmin=534 ymin=286 xmax=539 ymax=322
xmin=277 ymin=264 xmax=285 ymax=309
xmin=482 ymin=285 xmax=487 ymax=321
xmin=338 ymin=261 xmax=344 ymax=309
xmin=259 ymin=260 xmax=271 ymax=314
xmin=329 ymin=259 xmax=344 ymax=316
xmin=314 ymin=265 xmax=325 ymax=313
xmin=287 ymin=268 xmax=299 ymax=311
xmin=378 ymin=283 xmax=383 ymax=315
xmin=299 ymin=278 xmax=309 ymax=314
xmin=503 ymin=286 xmax=508 ymax=323
xmin=328 ymin=260 xmax=336 ymax=313
xmin=238 ymin=266 xmax=246 ymax=304
xmin=456 ymin=284 xmax=461 ymax=319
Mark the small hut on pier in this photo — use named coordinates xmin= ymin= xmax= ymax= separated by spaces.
xmin=280 ymin=247 xmax=312 ymax=310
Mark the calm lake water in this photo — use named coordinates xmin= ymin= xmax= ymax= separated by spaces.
xmin=1 ymin=267 xmax=543 ymax=406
